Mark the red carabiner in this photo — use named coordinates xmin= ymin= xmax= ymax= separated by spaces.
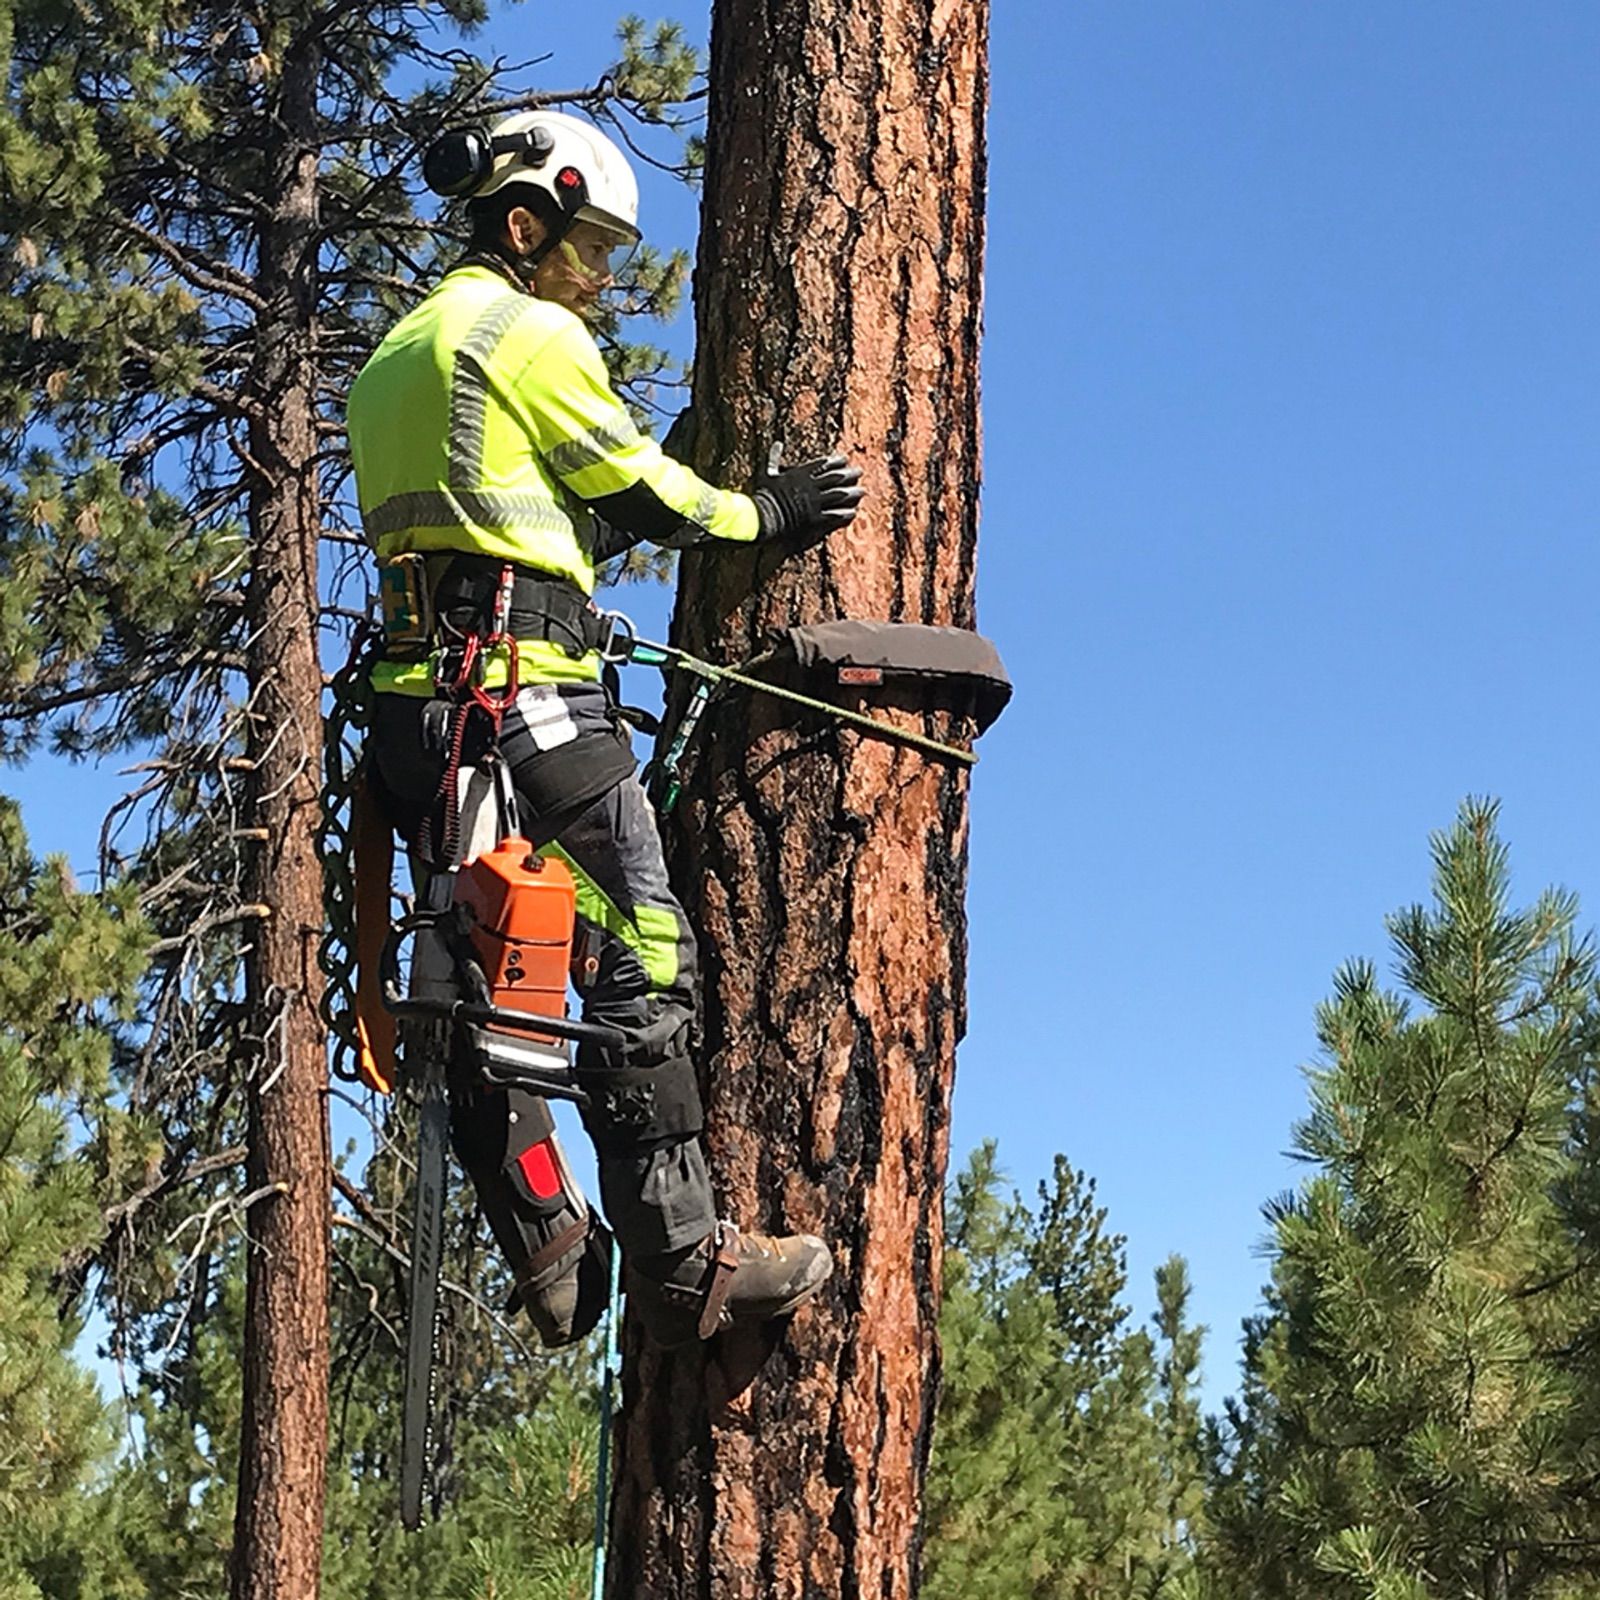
xmin=437 ymin=631 xmax=481 ymax=697
xmin=468 ymin=564 xmax=520 ymax=725
xmin=469 ymin=635 xmax=519 ymax=722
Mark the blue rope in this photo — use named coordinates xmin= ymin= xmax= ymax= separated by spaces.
xmin=590 ymin=1241 xmax=623 ymax=1600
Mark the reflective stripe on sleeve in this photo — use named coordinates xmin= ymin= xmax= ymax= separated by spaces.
xmin=544 ymin=413 xmax=645 ymax=481
xmin=450 ymin=293 xmax=532 ymax=489
xmin=692 ymin=485 xmax=720 ymax=530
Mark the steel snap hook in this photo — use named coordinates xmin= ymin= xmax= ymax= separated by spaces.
xmin=596 ymin=608 xmax=638 ymax=664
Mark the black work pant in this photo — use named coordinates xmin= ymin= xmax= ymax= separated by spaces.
xmin=369 ymin=679 xmax=717 ymax=1261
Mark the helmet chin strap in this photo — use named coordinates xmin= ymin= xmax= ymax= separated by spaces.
xmin=504 ymin=234 xmax=557 ymax=286
xmin=499 ymin=204 xmax=575 ymax=285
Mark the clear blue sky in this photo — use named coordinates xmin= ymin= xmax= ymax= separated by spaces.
xmin=19 ymin=2 xmax=1600 ymax=1406
xmin=972 ymin=0 xmax=1600 ymax=1394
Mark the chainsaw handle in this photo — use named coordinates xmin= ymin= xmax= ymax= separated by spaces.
xmin=474 ymin=1060 xmax=590 ymax=1103
xmin=379 ymin=907 xmax=628 ymax=1052
xmin=384 ymin=989 xmax=627 ymax=1052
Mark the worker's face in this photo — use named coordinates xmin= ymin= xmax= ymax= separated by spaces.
xmin=507 ymin=210 xmax=626 ymax=315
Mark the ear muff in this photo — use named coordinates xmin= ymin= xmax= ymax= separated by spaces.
xmin=422 ymin=123 xmax=560 ymax=199
xmin=423 ymin=126 xmax=492 ymax=198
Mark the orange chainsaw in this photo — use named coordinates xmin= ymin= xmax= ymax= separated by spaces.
xmin=361 ymin=794 xmax=624 ymax=1533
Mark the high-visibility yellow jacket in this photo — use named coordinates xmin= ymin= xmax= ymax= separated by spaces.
xmin=347 ymin=264 xmax=759 ymax=692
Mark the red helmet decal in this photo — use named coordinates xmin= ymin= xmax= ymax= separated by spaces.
xmin=557 ymin=166 xmax=582 ymax=190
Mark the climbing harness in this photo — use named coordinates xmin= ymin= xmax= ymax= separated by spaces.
xmin=320 ymin=606 xmax=993 ymax=1074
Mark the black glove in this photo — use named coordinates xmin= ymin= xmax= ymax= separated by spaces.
xmin=751 ymin=453 xmax=865 ymax=546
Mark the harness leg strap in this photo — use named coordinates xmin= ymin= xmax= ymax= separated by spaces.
xmin=572 ymin=1054 xmax=705 ymax=1156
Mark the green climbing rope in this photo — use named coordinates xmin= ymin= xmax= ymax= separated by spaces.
xmin=627 ymin=634 xmax=977 ymax=813
xmin=590 ymin=1243 xmax=623 ymax=1600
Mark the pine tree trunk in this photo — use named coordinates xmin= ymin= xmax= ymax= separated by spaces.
xmin=230 ymin=25 xmax=331 ymax=1600
xmin=608 ymin=1 xmax=988 ymax=1595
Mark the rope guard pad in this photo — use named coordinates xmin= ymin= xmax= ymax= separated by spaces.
xmin=776 ymin=620 xmax=1011 ymax=733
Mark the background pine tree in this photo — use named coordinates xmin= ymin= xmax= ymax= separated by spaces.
xmin=0 ymin=798 xmax=146 ymax=1598
xmin=1203 ymin=799 xmax=1600 ymax=1600
xmin=923 ymin=1141 xmax=1206 ymax=1599
xmin=0 ymin=2 xmax=704 ymax=1587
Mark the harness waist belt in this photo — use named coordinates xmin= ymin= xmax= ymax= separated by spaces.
xmin=381 ymin=553 xmax=609 ymax=661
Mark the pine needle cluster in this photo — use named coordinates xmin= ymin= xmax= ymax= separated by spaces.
xmin=924 ymin=1141 xmax=1206 ymax=1598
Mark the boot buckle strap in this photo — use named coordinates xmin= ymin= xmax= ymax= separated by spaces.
xmin=696 ymin=1220 xmax=744 ymax=1340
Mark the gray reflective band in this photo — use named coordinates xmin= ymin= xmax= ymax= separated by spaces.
xmin=692 ymin=486 xmax=720 ymax=531
xmin=449 ymin=293 xmax=531 ymax=489
xmin=363 ymin=488 xmax=577 ymax=541
xmin=544 ymin=412 xmax=645 ymax=481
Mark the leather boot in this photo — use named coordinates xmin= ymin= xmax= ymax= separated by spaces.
xmin=629 ymin=1221 xmax=833 ymax=1347
xmin=515 ymin=1209 xmax=613 ymax=1348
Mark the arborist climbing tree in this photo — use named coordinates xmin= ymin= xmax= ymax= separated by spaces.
xmin=605 ymin=0 xmax=997 ymax=1594
xmin=1 ymin=0 xmax=736 ymax=1591
xmin=345 ymin=111 xmax=866 ymax=1358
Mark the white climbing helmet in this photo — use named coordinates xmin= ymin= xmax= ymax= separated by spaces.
xmin=467 ymin=108 xmax=640 ymax=243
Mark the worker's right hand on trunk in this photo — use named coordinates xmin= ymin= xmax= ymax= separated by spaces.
xmin=751 ymin=453 xmax=865 ymax=547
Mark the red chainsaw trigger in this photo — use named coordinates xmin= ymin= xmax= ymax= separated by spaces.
xmin=517 ymin=1141 xmax=562 ymax=1201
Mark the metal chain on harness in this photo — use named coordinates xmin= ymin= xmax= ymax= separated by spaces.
xmin=319 ymin=620 xmax=384 ymax=1084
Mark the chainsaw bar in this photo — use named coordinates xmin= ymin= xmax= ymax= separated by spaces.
xmin=400 ymin=1019 xmax=450 ymax=1531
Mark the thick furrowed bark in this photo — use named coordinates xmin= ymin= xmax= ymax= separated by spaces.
xmin=230 ymin=25 xmax=331 ymax=1600
xmin=608 ymin=1 xmax=988 ymax=1595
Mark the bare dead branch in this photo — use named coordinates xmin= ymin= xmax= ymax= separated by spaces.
xmin=110 ymin=213 xmax=267 ymax=310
